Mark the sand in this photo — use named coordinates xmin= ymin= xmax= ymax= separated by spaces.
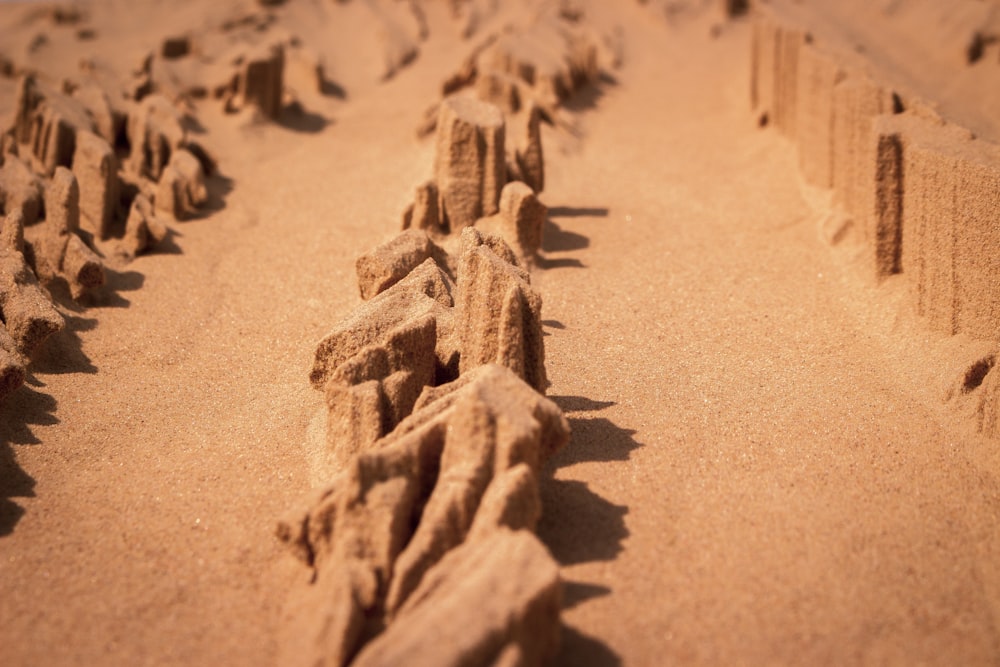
xmin=1 ymin=0 xmax=1000 ymax=665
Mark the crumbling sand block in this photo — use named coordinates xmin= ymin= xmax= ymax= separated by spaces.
xmin=477 ymin=181 xmax=547 ymax=265
xmin=28 ymin=167 xmax=104 ymax=299
xmin=72 ymin=83 xmax=118 ymax=147
xmin=374 ymin=5 xmax=419 ymax=81
xmin=565 ymin=29 xmax=600 ymax=84
xmin=126 ymin=94 xmax=186 ymax=180
xmin=867 ymin=114 xmax=925 ymax=283
xmin=0 ymin=156 xmax=44 ymax=225
xmin=401 ymin=181 xmax=442 ymax=235
xmin=324 ymin=379 xmax=383 ymax=467
xmin=323 ymin=314 xmax=437 ymax=469
xmin=183 ymin=139 xmax=217 ymax=177
xmin=750 ymin=16 xmax=778 ymax=125
xmin=62 ymin=234 xmax=104 ymax=298
xmin=122 ymin=193 xmax=168 ymax=258
xmin=888 ymin=114 xmax=1000 ymax=340
xmin=440 ymin=33 xmax=500 ymax=98
xmin=442 ymin=59 xmax=477 ymax=97
xmin=774 ymin=24 xmax=806 ymax=137
xmin=830 ymin=74 xmax=896 ymax=238
xmin=750 ymin=12 xmax=806 ymax=137
xmin=516 ymin=101 xmax=545 ymax=193
xmin=465 ymin=462 xmax=542 ymax=540
xmin=161 ymin=35 xmax=191 ymax=60
xmin=71 ymin=130 xmax=118 ymax=239
xmin=137 ymin=51 xmax=195 ymax=105
xmin=11 ymin=75 xmax=96 ymax=176
xmin=480 ymin=19 xmax=598 ymax=110
xmin=949 ymin=153 xmax=1000 ymax=342
xmin=478 ymin=20 xmax=599 ymax=108
xmin=32 ymin=166 xmax=81 ymax=276
xmin=0 ymin=323 xmax=26 ymax=404
xmin=229 ymin=42 xmax=284 ymax=119
xmin=722 ymin=0 xmax=748 ymax=17
xmin=277 ymin=421 xmax=447 ymax=667
xmin=463 ymin=224 xmax=521 ymax=266
xmin=284 ymin=44 xmax=327 ymax=95
xmin=398 ymin=364 xmax=570 ymax=461
xmin=365 ymin=0 xmax=427 ymax=81
xmin=871 ymin=123 xmax=904 ymax=280
xmin=355 ymin=229 xmax=439 ymax=300
xmin=155 ymin=148 xmax=208 ymax=219
xmin=474 ymin=70 xmax=521 ymax=113
xmin=794 ymin=42 xmax=844 ymax=188
xmin=456 ymin=228 xmax=546 ymax=391
xmin=974 ymin=369 xmax=1000 ymax=439
xmin=0 ymin=210 xmax=24 ymax=254
xmin=434 ymin=96 xmax=506 ymax=232
xmin=76 ymin=58 xmax=132 ymax=145
xmin=0 ymin=215 xmax=28 ymax=401
xmin=482 ymin=34 xmax=550 ymax=98
xmin=0 ymin=211 xmax=64 ymax=356
xmin=277 ymin=364 xmax=568 ymax=667
xmin=383 ymin=364 xmax=567 ymax=614
xmin=905 ymin=138 xmax=959 ymax=336
xmin=353 ymin=529 xmax=561 ymax=667
xmin=310 ymin=258 xmax=455 ymax=390
xmin=501 ymin=181 xmax=546 ymax=260
xmin=49 ymin=4 xmax=84 ymax=25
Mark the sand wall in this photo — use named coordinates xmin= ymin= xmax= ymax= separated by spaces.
xmin=750 ymin=15 xmax=806 ymax=136
xmin=831 ymin=74 xmax=896 ymax=277
xmin=794 ymin=42 xmax=843 ymax=189
xmin=750 ymin=5 xmax=1000 ymax=435
xmin=887 ymin=116 xmax=1000 ymax=340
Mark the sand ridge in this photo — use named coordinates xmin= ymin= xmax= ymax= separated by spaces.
xmin=750 ymin=1 xmax=1000 ymax=437
xmin=276 ymin=7 xmax=621 ymax=662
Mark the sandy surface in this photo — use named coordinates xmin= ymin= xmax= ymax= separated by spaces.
xmin=2 ymin=1 xmax=1000 ymax=665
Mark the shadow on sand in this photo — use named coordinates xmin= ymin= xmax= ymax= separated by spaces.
xmin=279 ymin=105 xmax=332 ymax=134
xmin=538 ymin=395 xmax=643 ymax=666
xmin=540 ymin=204 xmax=609 ymax=269
xmin=543 ymin=218 xmax=591 ymax=253
xmin=0 ymin=381 xmax=58 ymax=536
xmin=0 ymin=147 xmax=237 ymax=536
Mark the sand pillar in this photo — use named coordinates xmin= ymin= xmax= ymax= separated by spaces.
xmin=238 ymin=43 xmax=284 ymax=120
xmin=434 ymin=96 xmax=506 ymax=232
xmin=72 ymin=130 xmax=118 ymax=239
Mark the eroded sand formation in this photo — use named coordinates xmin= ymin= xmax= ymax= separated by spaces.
xmin=0 ymin=0 xmax=627 ymax=413
xmin=417 ymin=6 xmax=610 ymax=140
xmin=284 ymin=121 xmax=559 ymax=667
xmin=6 ymin=1 xmax=1000 ymax=665
xmin=0 ymin=0 xmax=389 ymax=406
xmin=271 ymin=8 xmax=628 ymax=663
xmin=0 ymin=59 xmax=214 ymax=403
xmin=279 ymin=363 xmax=568 ymax=666
xmin=750 ymin=3 xmax=1000 ymax=438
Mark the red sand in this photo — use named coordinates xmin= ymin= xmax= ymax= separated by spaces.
xmin=1 ymin=1 xmax=1000 ymax=665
